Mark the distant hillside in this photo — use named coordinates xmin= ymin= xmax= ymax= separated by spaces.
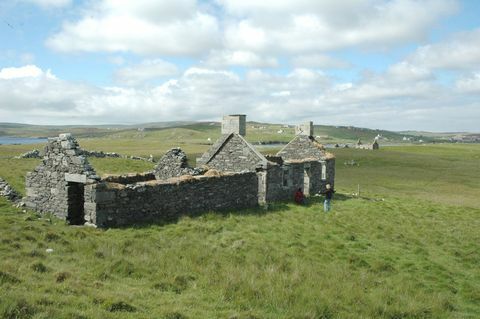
xmin=0 ymin=122 xmax=193 ymax=138
xmin=0 ymin=121 xmax=436 ymax=144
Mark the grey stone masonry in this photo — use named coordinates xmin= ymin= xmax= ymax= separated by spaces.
xmin=22 ymin=114 xmax=336 ymax=228
xmin=102 ymin=172 xmax=156 ymax=184
xmin=79 ymin=149 xmax=121 ymax=158
xmin=197 ymin=133 xmax=268 ymax=172
xmin=277 ymin=135 xmax=332 ymax=161
xmin=14 ymin=149 xmax=41 ymax=159
xmin=154 ymin=148 xmax=205 ymax=180
xmin=0 ymin=177 xmax=21 ymax=202
xmin=24 ymin=133 xmax=100 ymax=223
xmin=355 ymin=139 xmax=380 ymax=150
xmin=295 ymin=121 xmax=313 ymax=136
xmin=221 ymin=114 xmax=246 ymax=136
xmin=92 ymin=172 xmax=258 ymax=227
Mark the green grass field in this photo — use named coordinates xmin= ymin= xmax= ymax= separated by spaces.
xmin=0 ymin=138 xmax=479 ymax=318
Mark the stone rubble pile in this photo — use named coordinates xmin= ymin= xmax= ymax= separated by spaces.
xmin=0 ymin=177 xmax=21 ymax=202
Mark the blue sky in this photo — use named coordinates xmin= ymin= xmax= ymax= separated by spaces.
xmin=0 ymin=0 xmax=479 ymax=132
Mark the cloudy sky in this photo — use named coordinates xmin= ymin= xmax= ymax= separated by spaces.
xmin=1 ymin=0 xmax=479 ymax=131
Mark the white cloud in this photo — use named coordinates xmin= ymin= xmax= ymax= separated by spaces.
xmin=45 ymin=0 xmax=458 ymax=61
xmin=115 ymin=59 xmax=179 ymax=86
xmin=46 ymin=0 xmax=220 ymax=56
xmin=108 ymin=56 xmax=126 ymax=65
xmin=1 ymin=64 xmax=479 ymax=131
xmin=456 ymin=73 xmax=480 ymax=93
xmin=24 ymin=0 xmax=71 ymax=8
xmin=386 ymin=61 xmax=433 ymax=82
xmin=222 ymin=0 xmax=457 ymax=54
xmin=0 ymin=66 xmax=91 ymax=121
xmin=0 ymin=65 xmax=55 ymax=79
xmin=204 ymin=50 xmax=278 ymax=68
xmin=292 ymin=54 xmax=351 ymax=69
xmin=407 ymin=28 xmax=480 ymax=70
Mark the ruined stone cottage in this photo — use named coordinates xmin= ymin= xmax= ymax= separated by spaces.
xmin=25 ymin=115 xmax=335 ymax=227
xmin=355 ymin=138 xmax=380 ymax=150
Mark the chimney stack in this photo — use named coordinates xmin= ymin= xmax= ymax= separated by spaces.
xmin=221 ymin=114 xmax=246 ymax=136
xmin=295 ymin=121 xmax=313 ymax=136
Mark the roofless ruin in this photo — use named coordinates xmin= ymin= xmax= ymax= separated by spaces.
xmin=24 ymin=115 xmax=335 ymax=227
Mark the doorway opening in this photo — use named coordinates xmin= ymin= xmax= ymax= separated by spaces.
xmin=303 ymin=165 xmax=311 ymax=196
xmin=66 ymin=182 xmax=85 ymax=225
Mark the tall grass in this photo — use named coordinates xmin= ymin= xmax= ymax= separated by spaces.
xmin=0 ymin=195 xmax=479 ymax=318
xmin=1 ymin=141 xmax=479 ymax=318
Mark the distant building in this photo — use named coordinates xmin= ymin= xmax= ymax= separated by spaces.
xmin=355 ymin=138 xmax=379 ymax=150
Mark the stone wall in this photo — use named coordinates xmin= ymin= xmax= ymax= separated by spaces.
xmin=221 ymin=114 xmax=246 ymax=136
xmin=261 ymin=163 xmax=305 ymax=202
xmin=257 ymin=160 xmax=335 ymax=202
xmin=326 ymin=159 xmax=335 ymax=189
xmin=295 ymin=122 xmax=313 ymax=136
xmin=154 ymin=148 xmax=204 ymax=180
xmin=102 ymin=172 xmax=156 ymax=184
xmin=14 ymin=149 xmax=41 ymax=159
xmin=79 ymin=149 xmax=121 ymax=158
xmin=277 ymin=135 xmax=329 ymax=161
xmin=92 ymin=172 xmax=259 ymax=227
xmin=197 ymin=134 xmax=267 ymax=172
xmin=0 ymin=177 xmax=20 ymax=202
xmin=24 ymin=134 xmax=99 ymax=223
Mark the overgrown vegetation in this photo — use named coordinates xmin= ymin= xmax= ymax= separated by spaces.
xmin=0 ymin=138 xmax=479 ymax=318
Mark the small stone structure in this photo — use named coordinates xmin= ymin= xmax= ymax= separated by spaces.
xmin=24 ymin=133 xmax=100 ymax=224
xmin=222 ymin=114 xmax=246 ymax=136
xmin=355 ymin=139 xmax=379 ymax=150
xmin=24 ymin=115 xmax=336 ymax=227
xmin=0 ymin=177 xmax=21 ymax=202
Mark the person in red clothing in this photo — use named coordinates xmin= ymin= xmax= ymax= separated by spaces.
xmin=294 ymin=188 xmax=305 ymax=205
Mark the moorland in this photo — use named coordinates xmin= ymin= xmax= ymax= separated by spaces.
xmin=0 ymin=123 xmax=479 ymax=318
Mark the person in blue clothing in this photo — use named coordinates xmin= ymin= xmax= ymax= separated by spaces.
xmin=322 ymin=184 xmax=335 ymax=212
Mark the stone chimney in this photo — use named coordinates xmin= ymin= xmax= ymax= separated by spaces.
xmin=295 ymin=121 xmax=313 ymax=136
xmin=221 ymin=114 xmax=246 ymax=136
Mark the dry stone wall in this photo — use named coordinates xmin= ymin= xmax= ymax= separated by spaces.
xmin=258 ymin=160 xmax=335 ymax=202
xmin=277 ymin=135 xmax=328 ymax=161
xmin=14 ymin=149 xmax=41 ymax=159
xmin=24 ymin=134 xmax=100 ymax=222
xmin=102 ymin=172 xmax=156 ymax=184
xmin=197 ymin=134 xmax=266 ymax=172
xmin=262 ymin=163 xmax=305 ymax=202
xmin=154 ymin=148 xmax=204 ymax=180
xmin=326 ymin=159 xmax=335 ymax=190
xmin=0 ymin=177 xmax=20 ymax=202
xmin=92 ymin=172 xmax=258 ymax=227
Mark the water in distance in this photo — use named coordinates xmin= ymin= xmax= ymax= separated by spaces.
xmin=0 ymin=137 xmax=47 ymax=145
